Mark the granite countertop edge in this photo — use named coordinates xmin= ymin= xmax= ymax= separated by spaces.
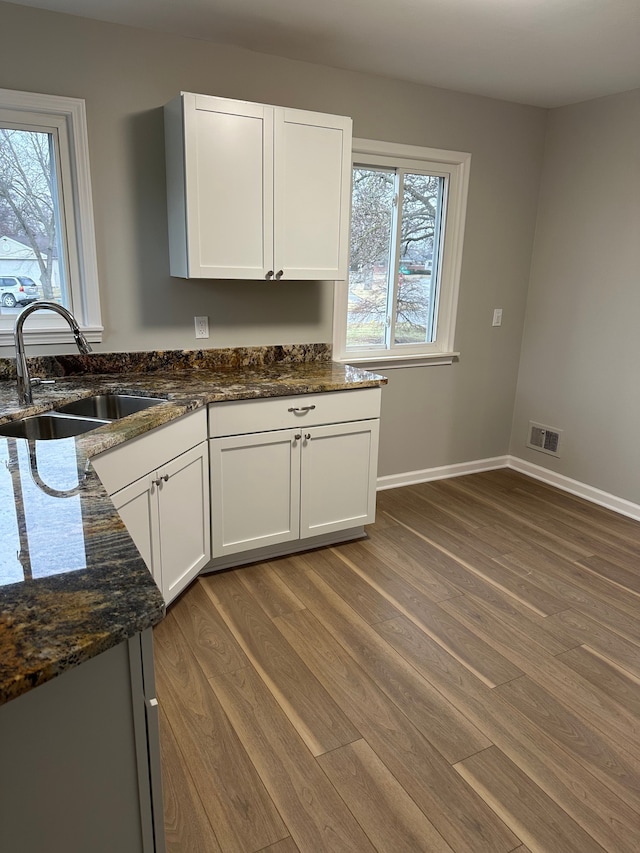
xmin=0 ymin=350 xmax=387 ymax=707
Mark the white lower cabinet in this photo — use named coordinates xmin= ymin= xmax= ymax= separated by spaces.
xmin=210 ymin=428 xmax=300 ymax=554
xmin=299 ymin=420 xmax=379 ymax=538
xmin=92 ymin=409 xmax=210 ymax=604
xmin=0 ymin=630 xmax=164 ymax=853
xmin=208 ymin=389 xmax=381 ymax=562
xmin=110 ymin=442 xmax=210 ymax=603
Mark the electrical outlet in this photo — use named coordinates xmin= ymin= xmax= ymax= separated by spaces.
xmin=194 ymin=316 xmax=209 ymax=339
xmin=492 ymin=308 xmax=503 ymax=327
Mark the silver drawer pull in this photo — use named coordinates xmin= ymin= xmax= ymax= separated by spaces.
xmin=288 ymin=405 xmax=316 ymax=414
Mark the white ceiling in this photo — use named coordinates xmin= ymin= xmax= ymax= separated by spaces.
xmin=9 ymin=0 xmax=640 ymax=107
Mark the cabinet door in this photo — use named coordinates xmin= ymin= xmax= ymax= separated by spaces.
xmin=210 ymin=429 xmax=300 ymax=557
xmin=273 ymin=108 xmax=352 ymax=280
xmin=299 ymin=419 xmax=379 ymax=538
xmin=111 ymin=475 xmax=160 ymax=589
xmin=157 ymin=441 xmax=210 ymax=604
xmin=184 ymin=94 xmax=274 ymax=278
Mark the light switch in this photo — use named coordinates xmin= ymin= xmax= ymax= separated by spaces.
xmin=492 ymin=308 xmax=503 ymax=327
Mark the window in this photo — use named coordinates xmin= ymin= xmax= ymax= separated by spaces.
xmin=0 ymin=89 xmax=102 ymax=346
xmin=333 ymin=139 xmax=470 ymax=367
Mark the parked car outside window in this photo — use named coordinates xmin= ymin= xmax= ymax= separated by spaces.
xmin=0 ymin=276 xmax=40 ymax=307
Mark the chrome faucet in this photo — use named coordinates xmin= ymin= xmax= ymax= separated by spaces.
xmin=14 ymin=301 xmax=92 ymax=406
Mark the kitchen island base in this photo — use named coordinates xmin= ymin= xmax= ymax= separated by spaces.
xmin=0 ymin=630 xmax=164 ymax=853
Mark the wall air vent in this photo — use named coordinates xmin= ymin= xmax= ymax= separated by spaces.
xmin=527 ymin=421 xmax=562 ymax=457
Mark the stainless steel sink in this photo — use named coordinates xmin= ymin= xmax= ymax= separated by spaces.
xmin=55 ymin=394 xmax=166 ymax=420
xmin=0 ymin=412 xmax=110 ymax=440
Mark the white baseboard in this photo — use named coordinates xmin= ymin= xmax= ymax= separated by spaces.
xmin=376 ymin=456 xmax=510 ymax=490
xmin=377 ymin=455 xmax=640 ymax=522
xmin=507 ymin=456 xmax=640 ymax=522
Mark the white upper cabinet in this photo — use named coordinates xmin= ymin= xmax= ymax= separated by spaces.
xmin=164 ymin=93 xmax=352 ymax=281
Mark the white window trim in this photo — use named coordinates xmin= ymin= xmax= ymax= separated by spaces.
xmin=333 ymin=137 xmax=470 ymax=368
xmin=0 ymin=88 xmax=102 ymax=347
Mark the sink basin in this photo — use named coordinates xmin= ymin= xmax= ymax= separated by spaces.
xmin=55 ymin=394 xmax=166 ymax=420
xmin=0 ymin=413 xmax=110 ymax=440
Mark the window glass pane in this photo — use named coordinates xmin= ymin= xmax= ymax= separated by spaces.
xmin=347 ymin=167 xmax=395 ymax=348
xmin=0 ymin=127 xmax=68 ymax=317
xmin=395 ymin=172 xmax=444 ymax=345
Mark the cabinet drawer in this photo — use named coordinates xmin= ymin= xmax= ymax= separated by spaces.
xmin=208 ymin=388 xmax=381 ymax=437
xmin=92 ymin=407 xmax=207 ymax=496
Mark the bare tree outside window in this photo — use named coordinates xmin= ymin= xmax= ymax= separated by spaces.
xmin=347 ymin=166 xmax=444 ymax=348
xmin=0 ymin=127 xmax=65 ymax=303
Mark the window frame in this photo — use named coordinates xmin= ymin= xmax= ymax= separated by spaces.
xmin=333 ymin=138 xmax=470 ymax=369
xmin=0 ymin=88 xmax=102 ymax=347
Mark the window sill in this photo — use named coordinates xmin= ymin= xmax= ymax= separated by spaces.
xmin=336 ymin=352 xmax=459 ymax=370
xmin=0 ymin=325 xmax=103 ymax=348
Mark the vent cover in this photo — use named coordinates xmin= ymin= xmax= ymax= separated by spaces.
xmin=527 ymin=421 xmax=562 ymax=457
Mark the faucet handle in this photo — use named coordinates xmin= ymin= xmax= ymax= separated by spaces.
xmin=31 ymin=378 xmax=56 ymax=388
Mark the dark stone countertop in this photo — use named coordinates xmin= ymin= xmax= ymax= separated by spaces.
xmin=0 ymin=345 xmax=386 ymax=706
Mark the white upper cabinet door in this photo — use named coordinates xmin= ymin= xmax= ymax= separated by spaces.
xmin=165 ymin=93 xmax=351 ymax=280
xmin=185 ymin=95 xmax=274 ymax=279
xmin=166 ymin=93 xmax=274 ymax=279
xmin=273 ymin=108 xmax=352 ymax=281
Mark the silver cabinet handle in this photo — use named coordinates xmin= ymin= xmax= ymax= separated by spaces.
xmin=275 ymin=269 xmax=284 ymax=280
xmin=293 ymin=433 xmax=301 ymax=441
xmin=265 ymin=270 xmax=274 ymax=280
xmin=304 ymin=433 xmax=311 ymax=441
xmin=288 ymin=405 xmax=316 ymax=414
xmin=152 ymin=474 xmax=170 ymax=486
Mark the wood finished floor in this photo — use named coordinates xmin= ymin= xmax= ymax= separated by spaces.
xmin=153 ymin=469 xmax=640 ymax=853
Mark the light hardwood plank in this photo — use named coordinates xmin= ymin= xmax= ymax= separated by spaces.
xmin=155 ymin=471 xmax=640 ymax=853
xmin=237 ymin=561 xmax=306 ymax=618
xmin=274 ymin=606 xmax=519 ymax=853
xmin=159 ymin=707 xmax=222 ymax=853
xmin=446 ymin=475 xmax=594 ymax=561
xmin=331 ymin=542 xmax=524 ymax=687
xmin=276 ymin=552 xmax=492 ymax=762
xmin=169 ymin=579 xmax=249 ymax=678
xmin=496 ymin=548 xmax=640 ymax=644
xmin=153 ymin=615 xmax=288 ymax=852
xmin=210 ymin=665 xmax=377 ymax=852
xmin=374 ymin=521 xmax=528 ymax=614
xmin=455 ymin=746 xmax=608 ymax=853
xmin=318 ymin=739 xmax=455 ymax=853
xmin=257 ymin=839 xmax=300 ymax=853
xmin=542 ymin=609 xmax=640 ymax=677
xmin=201 ymin=570 xmax=360 ymax=756
xmin=495 ymin=675 xmax=640 ymax=812
xmin=297 ymin=545 xmax=401 ymax=624
xmin=407 ymin=479 xmax=508 ymax=532
xmin=389 ymin=506 xmax=568 ymax=617
xmin=576 ymin=554 xmax=640 ymax=597
xmin=363 ymin=524 xmax=461 ymax=601
xmin=471 ymin=472 xmax=640 ymax=569
xmin=556 ymin=645 xmax=640 ymax=718
xmin=374 ymin=614 xmax=640 ymax=853
xmin=442 ymin=593 xmax=640 ymax=762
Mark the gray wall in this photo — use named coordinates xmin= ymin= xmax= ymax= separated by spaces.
xmin=0 ymin=2 xmax=547 ymax=478
xmin=511 ymin=88 xmax=640 ymax=503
